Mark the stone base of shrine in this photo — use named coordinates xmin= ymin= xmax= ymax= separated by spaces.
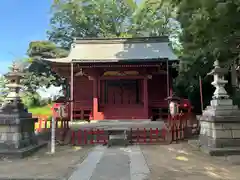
xmin=189 ymin=114 xmax=240 ymax=156
xmin=0 ymin=142 xmax=47 ymax=159
xmin=188 ymin=139 xmax=240 ymax=156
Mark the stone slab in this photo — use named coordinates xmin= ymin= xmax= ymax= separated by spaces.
xmin=129 ymin=145 xmax=150 ymax=180
xmin=200 ymin=121 xmax=240 ymax=130
xmin=70 ymin=120 xmax=166 ymax=130
xmin=189 ymin=139 xmax=240 ymax=156
xmin=202 ymin=109 xmax=240 ymax=117
xmin=90 ymin=147 xmax=131 ymax=180
xmin=0 ymin=115 xmax=37 ymax=125
xmin=68 ymin=146 xmax=106 ymax=180
xmin=199 ymin=135 xmax=240 ymax=148
xmin=68 ymin=145 xmax=150 ymax=180
xmin=210 ymin=99 xmax=233 ymax=106
xmin=0 ymin=141 xmax=47 ymax=159
xmin=198 ymin=115 xmax=240 ymax=123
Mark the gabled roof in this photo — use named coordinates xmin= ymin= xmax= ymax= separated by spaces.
xmin=43 ymin=36 xmax=178 ymax=63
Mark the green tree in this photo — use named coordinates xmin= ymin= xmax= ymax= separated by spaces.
xmin=161 ymin=0 xmax=240 ymax=111
xmin=0 ymin=75 xmax=7 ymax=102
xmin=16 ymin=0 xmax=180 ymax=99
xmin=48 ymin=0 xmax=175 ymax=48
xmin=23 ymin=41 xmax=68 ymax=93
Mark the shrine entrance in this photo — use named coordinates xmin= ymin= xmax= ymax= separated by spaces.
xmin=103 ymin=80 xmax=141 ymax=105
xmin=99 ymin=79 xmax=146 ymax=119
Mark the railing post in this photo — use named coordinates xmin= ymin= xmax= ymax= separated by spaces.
xmin=51 ymin=116 xmax=56 ymax=154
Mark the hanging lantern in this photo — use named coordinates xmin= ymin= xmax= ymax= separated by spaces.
xmin=165 ymin=94 xmax=180 ymax=117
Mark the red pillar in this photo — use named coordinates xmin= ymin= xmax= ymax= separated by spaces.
xmin=93 ymin=77 xmax=98 ymax=120
xmin=70 ymin=63 xmax=74 ymax=121
xmin=143 ymin=77 xmax=148 ymax=119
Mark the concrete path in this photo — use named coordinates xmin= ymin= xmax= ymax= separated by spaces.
xmin=68 ymin=145 xmax=150 ymax=180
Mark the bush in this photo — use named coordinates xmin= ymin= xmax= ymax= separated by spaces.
xmin=22 ymin=92 xmax=48 ymax=108
xmin=47 ymin=116 xmax=52 ymax=121
xmin=39 ymin=98 xmax=48 ymax=106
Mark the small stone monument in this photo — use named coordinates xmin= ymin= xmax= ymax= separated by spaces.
xmin=0 ymin=62 xmax=45 ymax=158
xmin=191 ymin=60 xmax=240 ymax=156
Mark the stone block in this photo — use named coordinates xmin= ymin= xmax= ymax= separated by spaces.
xmin=232 ymin=130 xmax=240 ymax=138
xmin=12 ymin=132 xmax=22 ymax=141
xmin=223 ymin=123 xmax=240 ymax=130
xmin=203 ymin=109 xmax=240 ymax=116
xmin=200 ymin=124 xmax=233 ymax=139
xmin=210 ymin=99 xmax=233 ymax=106
xmin=199 ymin=114 xmax=240 ymax=123
xmin=212 ymin=129 xmax=232 ymax=139
xmin=0 ymin=125 xmax=19 ymax=133
xmin=199 ymin=135 xmax=240 ymax=148
xmin=200 ymin=121 xmax=224 ymax=130
xmin=200 ymin=126 xmax=211 ymax=137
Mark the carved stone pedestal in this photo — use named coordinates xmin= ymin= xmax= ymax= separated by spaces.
xmin=0 ymin=63 xmax=46 ymax=158
xmin=191 ymin=99 xmax=240 ymax=156
xmin=0 ymin=103 xmax=46 ymax=158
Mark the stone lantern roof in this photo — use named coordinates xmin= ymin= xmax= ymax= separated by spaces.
xmin=207 ymin=60 xmax=228 ymax=76
xmin=165 ymin=93 xmax=180 ymax=103
xmin=0 ymin=62 xmax=28 ymax=116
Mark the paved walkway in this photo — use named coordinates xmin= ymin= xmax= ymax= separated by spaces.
xmin=68 ymin=145 xmax=150 ymax=180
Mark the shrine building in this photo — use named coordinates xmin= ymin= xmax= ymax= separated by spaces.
xmin=42 ymin=36 xmax=188 ymax=121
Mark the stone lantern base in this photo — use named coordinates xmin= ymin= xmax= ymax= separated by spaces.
xmin=189 ymin=98 xmax=240 ymax=156
xmin=0 ymin=103 xmax=47 ymax=158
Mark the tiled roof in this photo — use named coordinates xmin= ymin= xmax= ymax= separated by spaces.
xmin=43 ymin=36 xmax=178 ymax=63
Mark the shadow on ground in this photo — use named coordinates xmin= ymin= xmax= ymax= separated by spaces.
xmin=0 ymin=144 xmax=92 ymax=180
xmin=141 ymin=143 xmax=240 ymax=180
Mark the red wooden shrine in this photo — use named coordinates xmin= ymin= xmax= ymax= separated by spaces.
xmin=44 ymin=37 xmax=191 ymax=121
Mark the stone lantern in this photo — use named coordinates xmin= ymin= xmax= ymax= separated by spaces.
xmin=208 ymin=60 xmax=229 ymax=100
xmin=191 ymin=60 xmax=240 ymax=156
xmin=165 ymin=94 xmax=180 ymax=117
xmin=0 ymin=62 xmax=45 ymax=158
xmin=3 ymin=63 xmax=25 ymax=108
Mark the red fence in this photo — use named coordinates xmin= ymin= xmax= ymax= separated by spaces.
xmin=69 ymin=114 xmax=200 ymax=146
xmin=35 ymin=119 xmax=69 ymax=133
xmin=71 ymin=129 xmax=108 ymax=145
xmin=35 ymin=113 xmax=200 ymax=146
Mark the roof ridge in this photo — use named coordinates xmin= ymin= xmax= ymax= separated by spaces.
xmin=73 ymin=36 xmax=169 ymax=44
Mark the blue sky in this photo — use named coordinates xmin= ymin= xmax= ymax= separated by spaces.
xmin=0 ymin=0 xmax=51 ymax=74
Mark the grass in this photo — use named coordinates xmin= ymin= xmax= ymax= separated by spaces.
xmin=28 ymin=104 xmax=52 ymax=116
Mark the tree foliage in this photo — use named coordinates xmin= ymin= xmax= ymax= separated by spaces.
xmin=21 ymin=0 xmax=177 ymax=93
xmin=48 ymin=0 xmax=176 ymax=48
xmin=23 ymin=41 xmax=68 ymax=92
xmin=0 ymin=75 xmax=7 ymax=102
xmin=161 ymin=0 xmax=240 ymax=110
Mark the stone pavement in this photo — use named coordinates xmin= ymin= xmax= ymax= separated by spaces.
xmin=69 ymin=143 xmax=240 ymax=180
xmin=68 ymin=145 xmax=150 ymax=180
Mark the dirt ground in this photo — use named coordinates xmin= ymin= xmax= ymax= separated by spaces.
xmin=2 ymin=142 xmax=240 ymax=180
xmin=141 ymin=142 xmax=240 ymax=180
xmin=0 ymin=144 xmax=92 ymax=180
